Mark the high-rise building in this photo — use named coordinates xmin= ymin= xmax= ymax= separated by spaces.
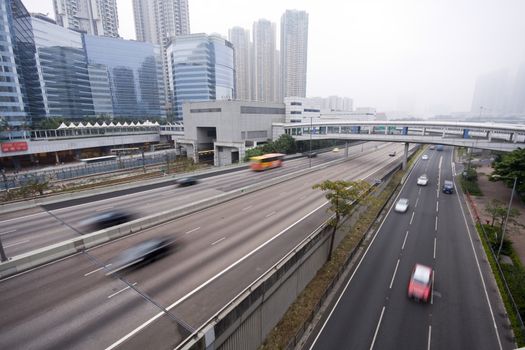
xmin=167 ymin=34 xmax=234 ymax=120
xmin=252 ymin=19 xmax=277 ymax=102
xmin=53 ymin=0 xmax=119 ymax=37
xmin=84 ymin=35 xmax=166 ymax=118
xmin=132 ymin=0 xmax=190 ymax=112
xmin=1 ymin=0 xmax=31 ymax=127
xmin=280 ymin=9 xmax=308 ymax=99
xmin=228 ymin=27 xmax=251 ymax=100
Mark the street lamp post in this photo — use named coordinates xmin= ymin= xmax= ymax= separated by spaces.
xmin=497 ymin=176 xmax=518 ymax=259
xmin=309 ymin=117 xmax=313 ymax=168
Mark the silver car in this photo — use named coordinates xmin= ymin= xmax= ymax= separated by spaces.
xmin=417 ymin=174 xmax=429 ymax=186
xmin=395 ymin=198 xmax=409 ymax=213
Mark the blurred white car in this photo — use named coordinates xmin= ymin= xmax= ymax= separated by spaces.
xmin=422 ymin=154 xmax=429 ymax=160
xmin=395 ymin=198 xmax=409 ymax=213
xmin=417 ymin=174 xmax=429 ymax=186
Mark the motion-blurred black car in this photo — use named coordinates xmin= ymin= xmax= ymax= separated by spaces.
xmin=105 ymin=237 xmax=175 ymax=275
xmin=177 ymin=177 xmax=198 ymax=187
xmin=442 ymin=180 xmax=454 ymax=194
xmin=389 ymin=151 xmax=396 ymax=156
xmin=303 ymin=152 xmax=317 ymax=158
xmin=83 ymin=210 xmax=134 ymax=231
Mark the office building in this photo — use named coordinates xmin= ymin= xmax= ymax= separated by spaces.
xmin=228 ymin=27 xmax=251 ymax=100
xmin=167 ymin=34 xmax=234 ymax=119
xmin=280 ymin=10 xmax=308 ymax=98
xmin=252 ymin=19 xmax=278 ymax=102
xmin=0 ymin=0 xmax=30 ymax=127
xmin=133 ymin=0 xmax=190 ymax=111
xmin=84 ymin=35 xmax=166 ymax=118
xmin=284 ymin=97 xmax=320 ymax=123
xmin=53 ymin=0 xmax=119 ymax=37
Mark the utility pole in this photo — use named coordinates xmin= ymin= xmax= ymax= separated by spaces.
xmin=309 ymin=117 xmax=313 ymax=168
xmin=141 ymin=149 xmax=146 ymax=173
xmin=0 ymin=236 xmax=7 ymax=262
xmin=497 ymin=176 xmax=517 ymax=259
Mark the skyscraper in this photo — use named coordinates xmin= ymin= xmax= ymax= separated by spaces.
xmin=53 ymin=0 xmax=119 ymax=37
xmin=280 ymin=9 xmax=308 ymax=99
xmin=1 ymin=0 xmax=30 ymax=127
xmin=228 ymin=27 xmax=251 ymax=100
xmin=167 ymin=34 xmax=234 ymax=119
xmin=252 ymin=19 xmax=277 ymax=102
xmin=132 ymin=0 xmax=190 ymax=112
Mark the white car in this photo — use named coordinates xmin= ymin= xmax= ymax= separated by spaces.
xmin=422 ymin=154 xmax=429 ymax=160
xmin=395 ymin=198 xmax=409 ymax=213
xmin=417 ymin=174 xmax=429 ymax=186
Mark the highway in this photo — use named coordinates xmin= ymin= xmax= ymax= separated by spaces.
xmin=0 ymin=142 xmax=386 ymax=257
xmin=0 ymin=142 xmax=407 ymax=349
xmin=308 ymin=146 xmax=515 ymax=350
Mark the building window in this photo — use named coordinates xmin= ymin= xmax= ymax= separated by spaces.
xmin=190 ymin=108 xmax=222 ymax=113
xmin=290 ymin=111 xmax=302 ymax=114
xmin=241 ymin=106 xmax=285 ymax=114
xmin=304 ymin=109 xmax=320 ymax=113
xmin=246 ymin=130 xmax=268 ymax=139
xmin=291 ymin=102 xmax=302 ymax=106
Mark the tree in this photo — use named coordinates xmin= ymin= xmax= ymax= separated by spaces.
xmin=0 ymin=116 xmax=8 ymax=131
xmin=273 ymin=134 xmax=297 ymax=154
xmin=485 ymin=199 xmax=508 ymax=227
xmin=33 ymin=117 xmax=64 ymax=130
xmin=313 ymin=179 xmax=370 ymax=261
xmin=492 ymin=148 xmax=525 ymax=199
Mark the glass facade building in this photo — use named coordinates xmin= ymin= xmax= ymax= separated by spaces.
xmin=84 ymin=35 xmax=166 ymax=118
xmin=167 ymin=33 xmax=234 ymax=120
xmin=1 ymin=0 xmax=30 ymax=127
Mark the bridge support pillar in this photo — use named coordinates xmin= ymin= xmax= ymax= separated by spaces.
xmin=403 ymin=142 xmax=409 ymax=169
xmin=368 ymin=127 xmax=372 ymax=134
xmin=442 ymin=129 xmax=446 ymax=137
xmin=421 ymin=127 xmax=426 ymax=136
xmin=487 ymin=131 xmax=492 ymax=141
xmin=55 ymin=152 xmax=60 ymax=165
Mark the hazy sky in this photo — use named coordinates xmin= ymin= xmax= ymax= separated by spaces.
xmin=22 ymin=0 xmax=525 ymax=116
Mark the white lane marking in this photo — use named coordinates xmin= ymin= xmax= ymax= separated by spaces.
xmin=389 ymin=259 xmax=400 ymax=289
xmin=431 ymin=271 xmax=435 ymax=305
xmin=4 ymin=239 xmax=30 ymax=248
xmin=109 ymin=166 xmax=389 ymax=350
xmin=95 ymin=206 xmax=114 ymax=212
xmin=185 ymin=227 xmax=200 ymax=235
xmin=402 ymin=231 xmax=409 ymax=250
xmin=241 ymin=205 xmax=252 ymax=211
xmin=435 ymin=216 xmax=438 ymax=231
xmin=433 ymin=238 xmax=437 ymax=259
xmin=0 ymin=212 xmax=44 ymax=224
xmin=211 ymin=237 xmax=226 ymax=246
xmin=265 ymin=211 xmax=276 ymax=218
xmin=428 ymin=325 xmax=432 ymax=350
xmin=410 ymin=211 xmax=415 ymax=225
xmin=419 ymin=188 xmax=422 ymax=195
xmin=309 ymin=161 xmax=420 ymax=350
xmin=456 ymin=177 xmax=503 ymax=350
xmin=415 ymin=198 xmax=419 ymax=208
xmin=436 ymin=201 xmax=439 ymax=213
xmin=0 ymin=229 xmax=17 ymax=235
xmin=370 ymin=306 xmax=386 ymax=350
xmin=107 ymin=282 xmax=137 ymax=299
xmin=84 ymin=266 xmax=105 ymax=277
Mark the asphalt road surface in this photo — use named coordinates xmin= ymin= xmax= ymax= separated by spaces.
xmin=0 ymin=142 xmax=388 ymax=257
xmin=308 ymin=146 xmax=515 ymax=350
xmin=0 ymin=142 xmax=408 ymax=349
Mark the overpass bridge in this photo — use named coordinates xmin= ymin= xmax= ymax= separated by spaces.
xmin=274 ymin=120 xmax=525 ymax=152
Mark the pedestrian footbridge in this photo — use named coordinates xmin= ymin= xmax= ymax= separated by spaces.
xmin=274 ymin=120 xmax=525 ymax=152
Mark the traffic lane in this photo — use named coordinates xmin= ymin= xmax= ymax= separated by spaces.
xmin=0 ymin=142 xmax=390 ymax=257
xmin=103 ymin=148 xmax=404 ymax=347
xmin=310 ymin=165 xmax=421 ymax=350
xmin=0 ymin=252 xmax=162 ymax=350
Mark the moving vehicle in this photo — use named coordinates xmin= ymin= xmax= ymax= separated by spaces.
xmin=177 ymin=177 xmax=198 ymax=187
xmin=105 ymin=237 xmax=175 ymax=275
xmin=332 ymin=147 xmax=340 ymax=152
xmin=436 ymin=145 xmax=444 ymax=151
xmin=82 ymin=210 xmax=135 ymax=231
xmin=250 ymin=153 xmax=285 ymax=171
xmin=429 ymin=145 xmax=436 ymax=150
xmin=303 ymin=151 xmax=317 ymax=158
xmin=417 ymin=174 xmax=429 ymax=186
xmin=408 ymin=263 xmax=433 ymax=303
xmin=442 ymin=180 xmax=454 ymax=194
xmin=389 ymin=151 xmax=396 ymax=157
xmin=421 ymin=154 xmax=429 ymax=160
xmin=395 ymin=198 xmax=409 ymax=213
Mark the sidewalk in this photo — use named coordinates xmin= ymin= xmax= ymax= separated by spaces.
xmin=469 ymin=164 xmax=525 ymax=265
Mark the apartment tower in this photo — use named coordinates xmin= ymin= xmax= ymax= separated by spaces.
xmin=228 ymin=27 xmax=251 ymax=101
xmin=53 ymin=0 xmax=119 ymax=37
xmin=252 ymin=19 xmax=277 ymax=102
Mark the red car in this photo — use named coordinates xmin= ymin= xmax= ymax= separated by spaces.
xmin=408 ymin=263 xmax=433 ymax=303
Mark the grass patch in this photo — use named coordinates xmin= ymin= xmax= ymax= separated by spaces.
xmin=476 ymin=223 xmax=525 ymax=346
xmin=459 ymin=177 xmax=483 ymax=196
xmin=259 ymin=170 xmax=404 ymax=350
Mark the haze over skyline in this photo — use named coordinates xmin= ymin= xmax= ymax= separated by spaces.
xmin=22 ymin=0 xmax=525 ymax=116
